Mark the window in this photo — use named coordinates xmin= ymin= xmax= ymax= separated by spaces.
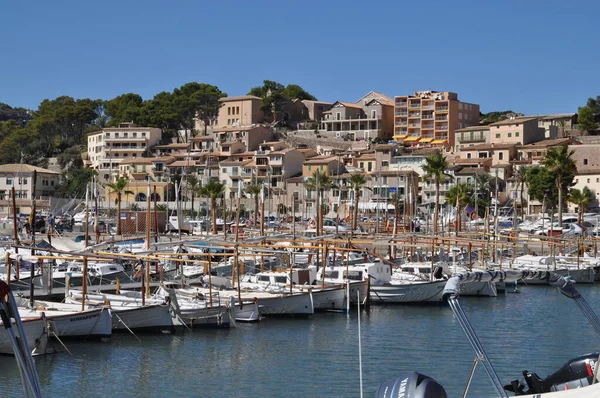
xmin=467 ymin=153 xmax=472 ymax=159
xmin=588 ymin=178 xmax=591 ymax=183
xmin=360 ymin=162 xmax=364 ymax=169
xmin=495 ymin=133 xmax=500 ymax=138
xmin=368 ymin=163 xmax=373 ymax=172
xmin=584 ymin=159 xmax=588 ymax=165
xmin=499 ymin=152 xmax=504 ymax=160
xmin=232 ymin=167 xmax=239 ymax=175
xmin=236 ymin=106 xmax=240 ymax=114
xmin=320 ymin=165 xmax=324 ymax=171
xmin=459 ymin=112 xmax=463 ymax=120
xmin=6 ymin=178 xmax=12 ymax=185
xmin=508 ymin=133 xmax=512 ymax=138
xmin=308 ymin=165 xmax=312 ymax=171
xmin=227 ymin=107 xmax=231 ymax=115
xmin=515 ymin=132 xmax=520 ymax=137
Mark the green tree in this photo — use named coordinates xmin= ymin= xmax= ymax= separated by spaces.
xmin=543 ymin=146 xmax=577 ymax=227
xmin=445 ymin=183 xmax=471 ymax=232
xmin=246 ymin=184 xmax=263 ymax=226
xmin=54 ymin=168 xmax=97 ymax=198
xmin=173 ymin=82 xmax=225 ymax=142
xmin=142 ymin=91 xmax=181 ymax=140
xmin=305 ymin=170 xmax=335 ymax=236
xmin=198 ymin=180 xmax=226 ymax=235
xmin=568 ymin=186 xmax=594 ymax=226
xmin=105 ymin=93 xmax=144 ymax=126
xmin=423 ymin=153 xmax=451 ymax=234
xmin=516 ymin=165 xmax=529 ymax=217
xmin=578 ymin=106 xmax=597 ymax=134
xmin=186 ymin=175 xmax=201 ymax=218
xmin=347 ymin=173 xmax=368 ymax=235
xmin=0 ymin=103 xmax=31 ymax=123
xmin=283 ymin=84 xmax=317 ymax=101
xmin=525 ymin=166 xmax=557 ymax=208
xmin=105 ymin=177 xmax=134 ymax=235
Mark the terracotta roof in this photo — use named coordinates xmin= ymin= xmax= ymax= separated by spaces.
xmin=454 ymin=125 xmax=490 ymax=132
xmin=119 ymin=158 xmax=153 ymax=165
xmin=154 ymin=143 xmax=190 ymax=149
xmin=167 ymin=160 xmax=201 ymax=167
xmin=214 ymin=125 xmax=270 ymax=133
xmin=0 ymin=164 xmax=60 ymax=174
xmin=304 ymin=156 xmax=337 ymax=164
xmin=489 ymin=117 xmax=538 ymax=126
xmin=333 ymin=101 xmax=362 ymax=109
xmin=355 ymin=153 xmax=376 ymax=160
xmin=151 ymin=156 xmax=176 ymax=163
xmin=517 ymin=138 xmax=580 ymax=149
xmin=220 ymin=95 xmax=262 ymax=102
xmin=527 ymin=113 xmax=577 ymax=120
xmin=460 ymin=143 xmax=516 ymax=151
xmin=455 ymin=167 xmax=487 ymax=175
xmin=411 ymin=148 xmax=441 ymax=156
xmin=219 ymin=160 xmax=244 ymax=166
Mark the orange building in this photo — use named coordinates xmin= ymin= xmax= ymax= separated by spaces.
xmin=393 ymin=91 xmax=479 ymax=147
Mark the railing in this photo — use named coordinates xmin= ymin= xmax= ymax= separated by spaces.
xmin=422 ymin=105 xmax=434 ymax=110
xmin=408 ymin=123 xmax=420 ymax=127
xmin=435 ymin=116 xmax=447 ymax=121
xmin=408 ymin=102 xmax=421 ymax=108
xmin=422 ymin=114 xmax=434 ymax=119
xmin=435 ymin=125 xmax=448 ymax=131
xmin=106 ymin=146 xmax=145 ymax=150
xmin=396 ymin=101 xmax=408 ymax=106
xmin=422 ymin=124 xmax=434 ymax=129
xmin=395 ymin=111 xmax=408 ymax=116
xmin=435 ymin=106 xmax=449 ymax=111
xmin=408 ymin=113 xmax=420 ymax=118
xmin=459 ymin=135 xmax=485 ymax=143
xmin=395 ymin=122 xmax=408 ymax=126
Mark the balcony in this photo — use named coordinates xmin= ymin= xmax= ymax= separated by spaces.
xmin=408 ymin=102 xmax=421 ymax=108
xmin=422 ymin=105 xmax=434 ymax=110
xmin=395 ymin=121 xmax=407 ymax=126
xmin=104 ymin=137 xmax=148 ymax=143
xmin=408 ymin=113 xmax=420 ymax=118
xmin=396 ymin=100 xmax=408 ymax=106
xmin=408 ymin=123 xmax=420 ymax=127
xmin=459 ymin=135 xmax=485 ymax=143
xmin=435 ymin=125 xmax=448 ymax=131
xmin=435 ymin=106 xmax=449 ymax=112
xmin=422 ymin=113 xmax=434 ymax=119
xmin=422 ymin=123 xmax=434 ymax=129
xmin=435 ymin=116 xmax=447 ymax=121
xmin=395 ymin=111 xmax=408 ymax=116
xmin=105 ymin=146 xmax=146 ymax=152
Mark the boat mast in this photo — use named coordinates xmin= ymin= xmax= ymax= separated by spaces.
xmin=29 ymin=170 xmax=37 ymax=308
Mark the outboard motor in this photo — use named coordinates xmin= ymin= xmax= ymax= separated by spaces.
xmin=375 ymin=372 xmax=447 ymax=398
xmin=505 ymin=352 xmax=599 ymax=395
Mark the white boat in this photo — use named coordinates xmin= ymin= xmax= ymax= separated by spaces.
xmin=64 ymin=290 xmax=178 ymax=332
xmin=370 ymin=280 xmax=447 ymax=303
xmin=17 ymin=305 xmax=112 ymax=339
xmin=155 ymin=285 xmax=260 ymax=323
xmin=0 ymin=316 xmax=49 ymax=356
xmin=313 ymin=264 xmax=371 ymax=305
xmin=237 ymin=289 xmax=314 ymax=317
xmin=506 ymin=255 xmax=596 ymax=284
xmin=241 ymin=269 xmax=349 ymax=311
xmin=375 ymin=270 xmax=600 ymax=397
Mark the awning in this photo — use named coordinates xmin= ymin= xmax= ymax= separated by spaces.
xmin=393 ymin=134 xmax=407 ymax=140
xmin=431 ymin=139 xmax=448 ymax=145
xmin=403 ymin=136 xmax=421 ymax=142
xmin=420 ymin=137 xmax=434 ymax=143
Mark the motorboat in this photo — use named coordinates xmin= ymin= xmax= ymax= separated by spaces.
xmin=375 ymin=270 xmax=600 ymax=397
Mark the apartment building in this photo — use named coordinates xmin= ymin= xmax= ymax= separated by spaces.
xmin=393 ymin=91 xmax=480 ymax=147
xmin=454 ymin=126 xmax=490 ymax=152
xmin=213 ymin=126 xmax=273 ymax=151
xmin=529 ymin=113 xmax=577 ymax=138
xmin=302 ymin=156 xmax=345 ymax=178
xmin=87 ymin=123 xmax=162 ymax=183
xmin=320 ymin=91 xmax=395 ymax=141
xmin=488 ymin=117 xmax=545 ymax=145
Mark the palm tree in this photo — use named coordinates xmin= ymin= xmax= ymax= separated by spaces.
xmin=516 ymin=165 xmax=529 ymax=217
xmin=445 ymin=183 xmax=471 ymax=232
xmin=423 ymin=153 xmax=451 ymax=234
xmin=556 ymin=119 xmax=567 ymax=138
xmin=543 ymin=146 xmax=577 ymax=227
xmin=347 ymin=173 xmax=368 ymax=234
xmin=105 ymin=177 xmax=133 ymax=236
xmin=198 ymin=180 xmax=226 ymax=235
xmin=186 ymin=175 xmax=200 ymax=218
xmin=246 ymin=184 xmax=263 ymax=226
xmin=305 ymin=170 xmax=335 ymax=236
xmin=568 ymin=186 xmax=594 ymax=226
xmin=389 ymin=192 xmax=401 ymax=236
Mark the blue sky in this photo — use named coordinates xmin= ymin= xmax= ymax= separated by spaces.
xmin=1 ymin=0 xmax=598 ymax=114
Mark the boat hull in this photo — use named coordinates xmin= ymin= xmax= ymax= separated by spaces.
xmin=20 ymin=307 xmax=112 ymax=339
xmin=0 ymin=317 xmax=48 ymax=355
xmin=305 ymin=286 xmax=346 ymax=312
xmin=241 ymin=291 xmax=314 ymax=317
xmin=370 ymin=280 xmax=446 ymax=303
xmin=110 ymin=304 xmax=175 ymax=332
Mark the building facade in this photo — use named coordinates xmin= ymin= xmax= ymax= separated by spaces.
xmin=87 ymin=123 xmax=162 ymax=183
xmin=393 ymin=91 xmax=480 ymax=147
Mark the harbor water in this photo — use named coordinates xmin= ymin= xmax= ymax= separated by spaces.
xmin=2 ymin=284 xmax=600 ymax=397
